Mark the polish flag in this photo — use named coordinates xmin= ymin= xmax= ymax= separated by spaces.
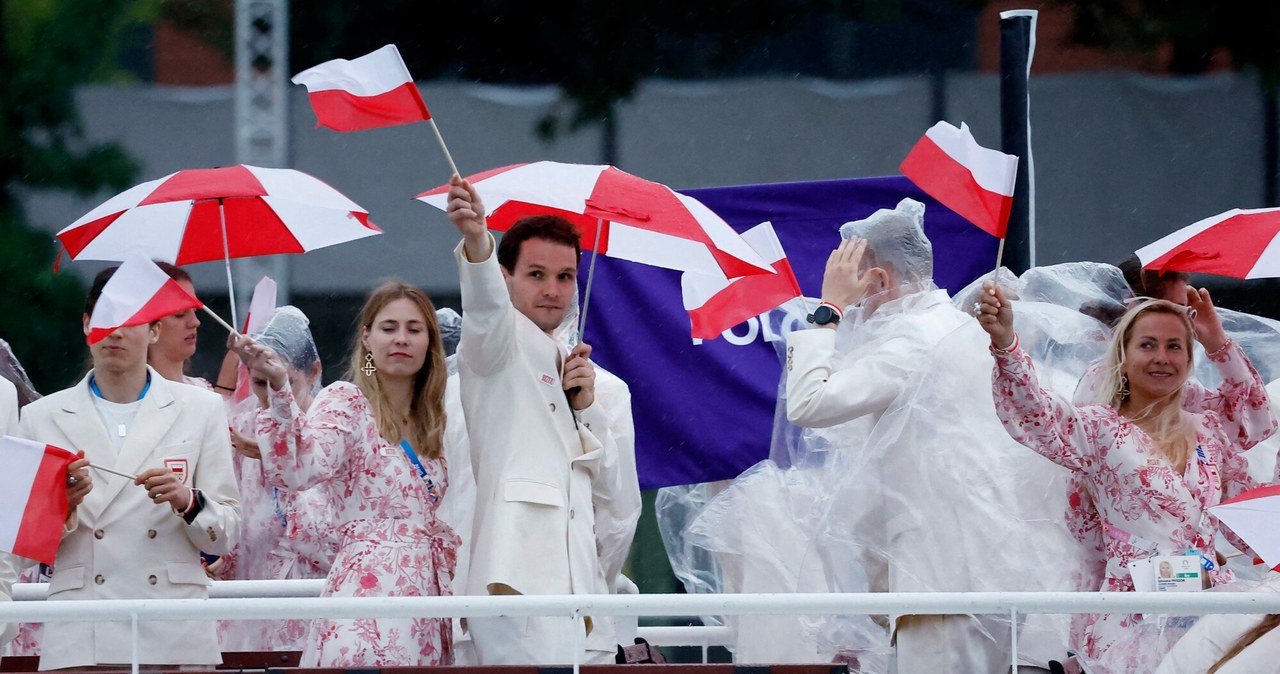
xmin=900 ymin=121 xmax=1018 ymax=238
xmin=291 ymin=44 xmax=431 ymax=132
xmin=87 ymin=255 xmax=203 ymax=345
xmin=682 ymin=222 xmax=802 ymax=340
xmin=231 ymin=276 xmax=279 ymax=402
xmin=0 ymin=436 xmax=79 ymax=565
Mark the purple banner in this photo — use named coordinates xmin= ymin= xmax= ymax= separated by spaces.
xmin=582 ymin=175 xmax=997 ymax=490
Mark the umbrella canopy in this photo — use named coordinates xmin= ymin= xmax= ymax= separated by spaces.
xmin=57 ymin=165 xmax=381 ymax=265
xmin=1136 ymin=207 xmax=1280 ymax=279
xmin=1209 ymin=484 xmax=1280 ymax=570
xmin=415 ymin=161 xmax=774 ymax=279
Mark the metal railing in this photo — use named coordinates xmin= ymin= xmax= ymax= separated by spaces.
xmin=7 ymin=581 xmax=1280 ymax=673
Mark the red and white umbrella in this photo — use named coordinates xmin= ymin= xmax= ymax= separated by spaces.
xmin=1209 ymin=484 xmax=1280 ymax=571
xmin=57 ymin=164 xmax=380 ymax=325
xmin=1136 ymin=207 xmax=1280 ymax=279
xmin=415 ymin=161 xmax=774 ymax=279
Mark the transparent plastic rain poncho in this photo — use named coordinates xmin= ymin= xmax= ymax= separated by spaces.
xmin=0 ymin=338 xmax=40 ymax=407
xmin=227 ymin=306 xmax=333 ymax=578
xmin=658 ymin=204 xmax=1119 ymax=670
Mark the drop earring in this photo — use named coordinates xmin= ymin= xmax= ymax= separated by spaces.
xmin=1119 ymin=373 xmax=1130 ymax=398
xmin=362 ymin=352 xmax=377 ymax=376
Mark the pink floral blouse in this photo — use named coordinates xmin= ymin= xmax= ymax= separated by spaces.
xmin=258 ymin=381 xmax=459 ymax=667
xmin=992 ymin=340 xmax=1277 ymax=672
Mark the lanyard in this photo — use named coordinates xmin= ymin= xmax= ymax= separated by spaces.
xmin=400 ymin=440 xmax=439 ymax=502
xmin=400 ymin=439 xmax=427 ymax=480
xmin=89 ymin=373 xmax=151 ymax=401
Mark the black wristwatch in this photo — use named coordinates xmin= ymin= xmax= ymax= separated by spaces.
xmin=807 ymin=304 xmax=841 ymax=326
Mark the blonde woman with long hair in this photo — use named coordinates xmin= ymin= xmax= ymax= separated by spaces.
xmin=232 ymin=282 xmax=459 ymax=667
xmin=976 ymin=282 xmax=1277 ymax=673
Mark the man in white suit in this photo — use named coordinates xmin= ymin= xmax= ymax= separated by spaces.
xmin=446 ymin=174 xmax=640 ymax=664
xmin=17 ymin=267 xmax=240 ymax=670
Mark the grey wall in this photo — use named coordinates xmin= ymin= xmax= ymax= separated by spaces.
xmin=19 ymin=71 xmax=1273 ymax=302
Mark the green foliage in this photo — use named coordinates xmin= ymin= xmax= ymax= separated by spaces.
xmin=0 ymin=210 xmax=90 ymax=391
xmin=1 ymin=0 xmax=143 ymax=391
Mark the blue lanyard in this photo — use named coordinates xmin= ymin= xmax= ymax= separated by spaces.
xmin=400 ymin=440 xmax=427 ymax=479
xmin=400 ymin=440 xmax=439 ymax=502
xmin=89 ymin=373 xmax=151 ymax=401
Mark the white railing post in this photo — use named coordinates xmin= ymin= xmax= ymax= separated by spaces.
xmin=572 ymin=608 xmax=583 ymax=674
xmin=1009 ymin=606 xmax=1018 ymax=673
xmin=130 ymin=610 xmax=139 ymax=674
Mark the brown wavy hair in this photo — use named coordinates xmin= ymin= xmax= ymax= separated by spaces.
xmin=345 ymin=281 xmax=447 ymax=460
xmin=1208 ymin=614 xmax=1280 ymax=673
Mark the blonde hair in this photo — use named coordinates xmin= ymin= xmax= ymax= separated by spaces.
xmin=345 ymin=282 xmax=448 ymax=460
xmin=1208 ymin=614 xmax=1280 ymax=673
xmin=1095 ymin=299 xmax=1196 ymax=466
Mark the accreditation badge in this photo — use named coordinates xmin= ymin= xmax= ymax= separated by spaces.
xmin=1153 ymin=554 xmax=1202 ymax=592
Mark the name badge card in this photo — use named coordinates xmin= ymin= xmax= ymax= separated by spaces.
xmin=1154 ymin=555 xmax=1202 ymax=592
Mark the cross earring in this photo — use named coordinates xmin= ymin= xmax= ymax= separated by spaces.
xmin=362 ymin=352 xmax=377 ymax=376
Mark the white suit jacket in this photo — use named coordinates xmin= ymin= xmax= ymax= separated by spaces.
xmin=0 ymin=377 xmax=20 ymax=648
xmin=18 ymin=369 xmax=240 ymax=669
xmin=455 ymin=239 xmax=628 ymax=651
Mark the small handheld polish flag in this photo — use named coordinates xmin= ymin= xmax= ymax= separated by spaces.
xmin=900 ymin=121 xmax=1018 ymax=239
xmin=0 ymin=436 xmax=79 ymax=564
xmin=87 ymin=255 xmax=203 ymax=344
xmin=681 ymin=221 xmax=803 ymax=340
xmin=292 ymin=44 xmax=431 ymax=132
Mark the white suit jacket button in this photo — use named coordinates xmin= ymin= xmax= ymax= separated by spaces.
xmin=549 ymin=402 xmax=556 ymax=412
xmin=569 ymin=509 xmax=576 ymax=519
xmin=93 ymin=529 xmax=104 ymax=540
xmin=94 ymin=574 xmax=105 ymax=585
xmin=147 ymin=529 xmax=157 ymax=539
xmin=147 ymin=575 xmax=158 ymax=585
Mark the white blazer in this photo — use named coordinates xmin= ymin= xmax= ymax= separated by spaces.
xmin=455 ymin=240 xmax=628 ymax=652
xmin=18 ymin=369 xmax=240 ymax=670
xmin=0 ymin=378 xmax=21 ymax=649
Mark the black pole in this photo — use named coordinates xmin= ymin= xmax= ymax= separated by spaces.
xmin=999 ymin=11 xmax=1036 ymax=274
xmin=1265 ymin=86 xmax=1278 ymax=207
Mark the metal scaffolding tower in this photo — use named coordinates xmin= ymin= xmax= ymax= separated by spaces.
xmin=233 ymin=0 xmax=290 ymax=318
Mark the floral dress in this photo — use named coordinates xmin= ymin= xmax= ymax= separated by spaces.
xmin=992 ymin=340 xmax=1277 ymax=673
xmin=258 ymin=381 xmax=458 ymax=667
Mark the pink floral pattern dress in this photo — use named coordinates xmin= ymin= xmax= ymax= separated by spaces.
xmin=992 ymin=340 xmax=1277 ymax=673
xmin=258 ymin=381 xmax=459 ymax=667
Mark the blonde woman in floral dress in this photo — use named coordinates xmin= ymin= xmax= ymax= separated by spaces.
xmin=976 ymin=282 xmax=1277 ymax=673
xmin=233 ymin=282 xmax=459 ymax=666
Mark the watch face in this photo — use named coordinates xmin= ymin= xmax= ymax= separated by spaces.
xmin=809 ymin=305 xmax=839 ymax=325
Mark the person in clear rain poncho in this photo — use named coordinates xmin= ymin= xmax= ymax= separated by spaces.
xmin=218 ymin=306 xmax=337 ymax=651
xmin=783 ymin=198 xmax=1082 ymax=672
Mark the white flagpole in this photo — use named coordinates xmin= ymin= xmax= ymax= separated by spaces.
xmin=990 ymin=237 xmax=1007 ymax=286
xmin=200 ymin=305 xmax=238 ymax=335
xmin=428 ymin=118 xmax=459 ymax=178
xmin=88 ymin=463 xmax=136 ymax=480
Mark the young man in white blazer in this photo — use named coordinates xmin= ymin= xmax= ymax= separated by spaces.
xmin=446 ymin=175 xmax=640 ymax=664
xmin=17 ymin=267 xmax=241 ymax=670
